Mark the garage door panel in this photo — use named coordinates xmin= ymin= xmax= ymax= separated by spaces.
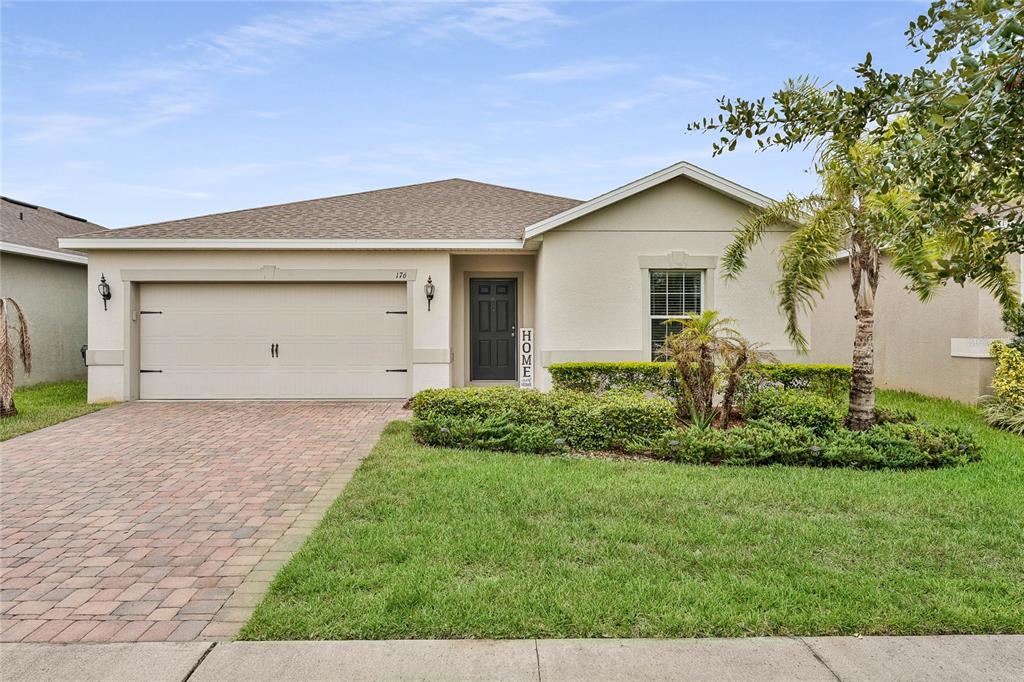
xmin=139 ymin=282 xmax=408 ymax=399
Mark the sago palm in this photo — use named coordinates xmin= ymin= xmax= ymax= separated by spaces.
xmin=0 ymin=297 xmax=32 ymax=417
xmin=724 ymin=141 xmax=1018 ymax=429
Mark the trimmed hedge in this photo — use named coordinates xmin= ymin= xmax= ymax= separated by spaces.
xmin=654 ymin=420 xmax=980 ymax=469
xmin=547 ymin=362 xmax=681 ymax=399
xmin=548 ymin=361 xmax=852 ymax=401
xmin=555 ymin=391 xmax=676 ymax=451
xmin=410 ymin=387 xmax=675 ymax=453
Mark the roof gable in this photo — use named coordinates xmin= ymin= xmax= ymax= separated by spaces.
xmin=523 ymin=161 xmax=776 ymax=240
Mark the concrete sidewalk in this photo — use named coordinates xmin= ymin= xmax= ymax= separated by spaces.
xmin=2 ymin=635 xmax=1022 ymax=681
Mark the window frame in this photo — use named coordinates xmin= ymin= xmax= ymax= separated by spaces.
xmin=648 ymin=268 xmax=704 ymax=360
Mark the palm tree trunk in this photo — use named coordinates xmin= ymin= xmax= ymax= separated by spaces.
xmin=847 ymin=302 xmax=875 ymax=429
xmin=846 ymin=229 xmax=879 ymax=430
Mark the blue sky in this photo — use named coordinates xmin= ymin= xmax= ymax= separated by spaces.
xmin=3 ymin=1 xmax=927 ymax=229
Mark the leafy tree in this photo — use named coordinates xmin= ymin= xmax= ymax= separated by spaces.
xmin=689 ymin=0 xmax=1022 ymax=428
xmin=722 ymin=138 xmax=925 ymax=429
xmin=898 ymin=0 xmax=1024 ymax=279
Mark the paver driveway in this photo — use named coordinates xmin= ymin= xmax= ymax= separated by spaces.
xmin=1 ymin=400 xmax=404 ymax=643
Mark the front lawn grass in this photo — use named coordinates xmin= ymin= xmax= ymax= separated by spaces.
xmin=0 ymin=380 xmax=113 ymax=441
xmin=240 ymin=390 xmax=1024 ymax=640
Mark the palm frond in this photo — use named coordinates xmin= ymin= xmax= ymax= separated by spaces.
xmin=5 ymin=298 xmax=32 ymax=375
xmin=722 ymin=194 xmax=819 ymax=280
xmin=775 ymin=202 xmax=848 ymax=351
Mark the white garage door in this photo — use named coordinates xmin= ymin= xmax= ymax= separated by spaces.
xmin=138 ymin=282 xmax=409 ymax=399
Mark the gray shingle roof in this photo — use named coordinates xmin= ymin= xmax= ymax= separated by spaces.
xmin=85 ymin=179 xmax=582 ymax=241
xmin=1 ymin=197 xmax=106 ymax=257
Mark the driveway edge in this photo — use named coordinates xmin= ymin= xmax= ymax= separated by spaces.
xmin=200 ymin=427 xmax=384 ymax=640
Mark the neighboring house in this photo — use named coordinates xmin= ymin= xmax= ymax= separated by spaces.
xmin=60 ymin=162 xmax=799 ymax=403
xmin=1 ymin=197 xmax=107 ymax=385
xmin=809 ymin=253 xmax=1024 ymax=404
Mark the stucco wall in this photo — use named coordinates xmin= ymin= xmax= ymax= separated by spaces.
xmin=0 ymin=252 xmax=88 ymax=385
xmin=533 ymin=176 xmax=797 ymax=390
xmin=83 ymin=249 xmax=455 ymax=402
xmin=808 ymin=255 xmax=1022 ymax=403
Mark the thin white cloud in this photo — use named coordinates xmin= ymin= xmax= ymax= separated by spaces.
xmin=512 ymin=60 xmax=635 ymax=83
xmin=104 ymin=182 xmax=212 ymax=200
xmin=425 ymin=2 xmax=566 ymax=46
xmin=3 ymin=35 xmax=82 ymax=61
xmin=45 ymin=1 xmax=565 ymax=143
xmin=10 ymin=113 xmax=110 ymax=143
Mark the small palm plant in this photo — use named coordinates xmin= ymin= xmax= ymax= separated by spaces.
xmin=0 ymin=297 xmax=32 ymax=417
xmin=719 ymin=339 xmax=776 ymax=427
xmin=658 ymin=310 xmax=768 ymax=426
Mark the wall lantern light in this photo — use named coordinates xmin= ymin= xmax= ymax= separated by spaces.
xmin=97 ymin=273 xmax=112 ymax=311
xmin=424 ymin=276 xmax=435 ymax=311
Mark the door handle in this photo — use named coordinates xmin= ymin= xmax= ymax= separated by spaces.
xmin=271 ymin=343 xmax=278 ymax=358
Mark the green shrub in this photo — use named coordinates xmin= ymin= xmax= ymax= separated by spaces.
xmin=556 ymin=392 xmax=675 ymax=451
xmin=990 ymin=341 xmax=1024 ymax=409
xmin=820 ymin=423 xmax=981 ymax=469
xmin=411 ymin=387 xmax=674 ymax=453
xmin=743 ymin=388 xmax=844 ymax=435
xmin=656 ymin=420 xmax=816 ymax=465
xmin=411 ymin=415 xmax=561 ymax=453
xmin=411 ymin=386 xmax=554 ymax=425
xmin=748 ymin=364 xmax=852 ymax=400
xmin=654 ymin=420 xmax=979 ymax=469
xmin=548 ymin=362 xmax=852 ymax=406
xmin=548 ymin=362 xmax=682 ymax=400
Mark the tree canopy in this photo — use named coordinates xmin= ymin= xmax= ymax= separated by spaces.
xmin=689 ymin=0 xmax=1023 ymax=308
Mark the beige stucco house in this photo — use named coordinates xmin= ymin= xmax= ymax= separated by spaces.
xmin=61 ymin=162 xmax=801 ymax=403
xmin=1 ymin=197 xmax=106 ymax=385
xmin=810 ymin=253 xmax=1023 ymax=404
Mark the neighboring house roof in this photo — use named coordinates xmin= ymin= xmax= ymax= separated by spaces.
xmin=524 ymin=161 xmax=778 ymax=240
xmin=1 ymin=196 xmax=106 ymax=264
xmin=69 ymin=179 xmax=582 ymax=245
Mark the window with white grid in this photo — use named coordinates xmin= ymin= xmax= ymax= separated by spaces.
xmin=650 ymin=270 xmax=703 ymax=360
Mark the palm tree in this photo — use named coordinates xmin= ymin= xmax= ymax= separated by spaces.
xmin=723 ymin=141 xmax=1018 ymax=429
xmin=1 ymin=297 xmax=32 ymax=417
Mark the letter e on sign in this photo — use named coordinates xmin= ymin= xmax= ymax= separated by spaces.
xmin=519 ymin=328 xmax=535 ymax=388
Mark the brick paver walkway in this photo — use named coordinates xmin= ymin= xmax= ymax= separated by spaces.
xmin=1 ymin=400 xmax=404 ymax=643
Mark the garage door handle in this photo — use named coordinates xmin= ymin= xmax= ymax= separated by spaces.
xmin=385 ymin=369 xmax=408 ymax=373
xmin=271 ymin=343 xmax=279 ymax=358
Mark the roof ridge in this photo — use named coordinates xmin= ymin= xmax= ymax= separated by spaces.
xmin=444 ymin=178 xmax=581 ymax=203
xmin=112 ymin=178 xmax=576 ymax=233
xmin=2 ymin=195 xmax=92 ymax=224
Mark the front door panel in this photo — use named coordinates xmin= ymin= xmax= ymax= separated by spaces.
xmin=470 ymin=278 xmax=517 ymax=381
